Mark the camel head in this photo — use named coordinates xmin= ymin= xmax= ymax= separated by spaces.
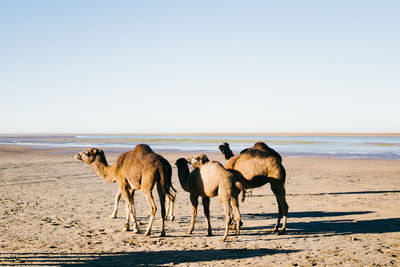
xmin=188 ymin=154 xmax=210 ymax=168
xmin=74 ymin=148 xmax=106 ymax=165
xmin=175 ymin=158 xmax=188 ymax=168
xmin=218 ymin=142 xmax=230 ymax=154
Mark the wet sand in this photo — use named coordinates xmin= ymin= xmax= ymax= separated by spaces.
xmin=0 ymin=146 xmax=399 ymax=266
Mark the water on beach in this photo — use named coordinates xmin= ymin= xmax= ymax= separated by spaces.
xmin=0 ymin=134 xmax=399 ymax=159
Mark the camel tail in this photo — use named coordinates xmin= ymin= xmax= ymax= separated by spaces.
xmin=159 ymin=162 xmax=176 ymax=201
xmin=280 ymin=164 xmax=286 ymax=187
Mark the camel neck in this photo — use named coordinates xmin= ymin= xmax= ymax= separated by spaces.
xmin=176 ymin=165 xmax=190 ymax=191
xmin=91 ymin=158 xmax=115 ymax=183
xmin=223 ymin=150 xmax=235 ymax=160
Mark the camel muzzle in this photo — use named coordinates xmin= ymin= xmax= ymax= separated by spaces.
xmin=74 ymin=153 xmax=82 ymax=160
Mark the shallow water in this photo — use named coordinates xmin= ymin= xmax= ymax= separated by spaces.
xmin=1 ymin=134 xmax=399 ymax=159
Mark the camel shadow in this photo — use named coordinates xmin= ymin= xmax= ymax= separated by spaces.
xmin=250 ymin=190 xmax=400 ymax=198
xmin=242 ymin=210 xmax=374 ymax=220
xmin=288 ymin=218 xmax=400 ymax=235
xmin=0 ymin=248 xmax=300 ymax=266
xmin=241 ymin=211 xmax=400 ymax=236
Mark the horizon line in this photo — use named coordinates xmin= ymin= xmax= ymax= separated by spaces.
xmin=1 ymin=132 xmax=400 ymax=137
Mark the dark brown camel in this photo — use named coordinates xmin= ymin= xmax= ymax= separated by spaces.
xmin=218 ymin=142 xmax=288 ymax=234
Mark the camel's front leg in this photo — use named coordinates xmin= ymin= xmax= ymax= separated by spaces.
xmin=125 ymin=190 xmax=139 ymax=233
xmin=230 ymin=196 xmax=241 ymax=236
xmin=202 ymin=196 xmax=212 ymax=236
xmin=187 ymin=194 xmax=199 ymax=235
xmin=120 ymin=185 xmax=139 ymax=233
xmin=110 ymin=188 xmax=122 ymax=219
xmin=143 ymin=190 xmax=157 ymax=237
xmin=221 ymin=200 xmax=231 ymax=242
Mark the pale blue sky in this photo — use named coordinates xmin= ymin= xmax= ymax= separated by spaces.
xmin=1 ymin=1 xmax=399 ymax=133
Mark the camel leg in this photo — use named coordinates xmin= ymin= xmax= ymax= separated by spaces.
xmin=271 ymin=182 xmax=289 ymax=235
xmin=143 ymin=190 xmax=157 ymax=237
xmin=230 ymin=196 xmax=241 ymax=236
xmin=125 ymin=190 xmax=139 ymax=233
xmin=186 ymin=194 xmax=199 ymax=235
xmin=156 ymin=182 xmax=166 ymax=237
xmin=202 ymin=197 xmax=212 ymax=237
xmin=219 ymin=199 xmax=232 ymax=242
xmin=120 ymin=184 xmax=138 ymax=232
xmin=110 ymin=188 xmax=122 ymax=219
xmin=165 ymin=195 xmax=175 ymax=222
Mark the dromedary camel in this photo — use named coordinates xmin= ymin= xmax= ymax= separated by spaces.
xmin=75 ymin=144 xmax=176 ymax=237
xmin=218 ymin=142 xmax=288 ymax=234
xmin=175 ymin=154 xmax=242 ymax=241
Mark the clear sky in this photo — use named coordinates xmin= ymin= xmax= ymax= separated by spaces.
xmin=1 ymin=1 xmax=399 ymax=133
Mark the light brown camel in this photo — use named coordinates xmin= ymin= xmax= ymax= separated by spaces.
xmin=175 ymin=154 xmax=242 ymax=241
xmin=218 ymin=142 xmax=288 ymax=234
xmin=74 ymin=144 xmax=176 ymax=237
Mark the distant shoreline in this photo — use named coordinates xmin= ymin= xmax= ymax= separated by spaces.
xmin=1 ymin=132 xmax=400 ymax=137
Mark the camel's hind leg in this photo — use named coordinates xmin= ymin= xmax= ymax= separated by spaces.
xmin=110 ymin=188 xmax=121 ymax=219
xmin=143 ymin=190 xmax=157 ymax=236
xmin=165 ymin=195 xmax=175 ymax=222
xmin=187 ymin=194 xmax=199 ymax=235
xmin=202 ymin=196 xmax=212 ymax=236
xmin=271 ymin=182 xmax=289 ymax=235
xmin=156 ymin=182 xmax=167 ymax=237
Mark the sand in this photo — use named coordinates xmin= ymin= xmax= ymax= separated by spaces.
xmin=0 ymin=145 xmax=399 ymax=266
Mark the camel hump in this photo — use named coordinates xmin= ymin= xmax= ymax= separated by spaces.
xmin=243 ymin=148 xmax=281 ymax=162
xmin=133 ymin=144 xmax=154 ymax=154
xmin=252 ymin=142 xmax=282 ymax=162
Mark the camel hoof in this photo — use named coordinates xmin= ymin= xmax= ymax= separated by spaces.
xmin=159 ymin=232 xmax=166 ymax=237
xmin=109 ymin=215 xmax=117 ymax=219
xmin=169 ymin=216 xmax=175 ymax=222
xmin=123 ymin=228 xmax=131 ymax=232
xmin=185 ymin=231 xmax=192 ymax=235
xmin=206 ymin=232 xmax=213 ymax=237
xmin=277 ymin=229 xmax=286 ymax=235
xmin=133 ymin=229 xmax=140 ymax=234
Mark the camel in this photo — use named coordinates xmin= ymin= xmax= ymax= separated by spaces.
xmin=175 ymin=154 xmax=242 ymax=241
xmin=218 ymin=142 xmax=288 ymax=234
xmin=74 ymin=144 xmax=176 ymax=237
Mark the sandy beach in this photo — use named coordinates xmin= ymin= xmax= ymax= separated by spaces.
xmin=1 ymin=145 xmax=399 ymax=266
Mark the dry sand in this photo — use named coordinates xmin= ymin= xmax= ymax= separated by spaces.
xmin=0 ymin=146 xmax=399 ymax=266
